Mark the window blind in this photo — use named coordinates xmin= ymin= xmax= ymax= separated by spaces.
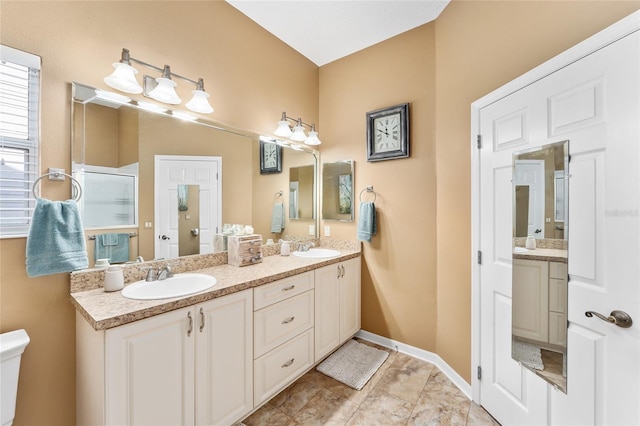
xmin=0 ymin=45 xmax=41 ymax=238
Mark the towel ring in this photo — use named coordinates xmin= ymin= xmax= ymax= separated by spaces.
xmin=359 ymin=186 xmax=376 ymax=203
xmin=32 ymin=171 xmax=82 ymax=202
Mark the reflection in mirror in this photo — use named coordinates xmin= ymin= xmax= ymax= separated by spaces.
xmin=177 ymin=185 xmax=200 ymax=256
xmin=322 ymin=160 xmax=354 ymax=222
xmin=512 ymin=140 xmax=569 ymax=393
xmin=289 ymin=165 xmax=314 ymax=220
xmin=72 ymin=82 xmax=318 ymax=266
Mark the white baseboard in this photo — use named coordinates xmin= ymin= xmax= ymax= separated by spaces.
xmin=355 ymin=330 xmax=472 ymax=399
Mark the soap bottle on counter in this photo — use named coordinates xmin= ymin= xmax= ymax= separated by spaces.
xmin=525 ymin=234 xmax=537 ymax=250
xmin=103 ymin=265 xmax=124 ymax=292
xmin=280 ymin=240 xmax=290 ymax=256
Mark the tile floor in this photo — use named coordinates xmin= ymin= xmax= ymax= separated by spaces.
xmin=243 ymin=340 xmax=500 ymax=425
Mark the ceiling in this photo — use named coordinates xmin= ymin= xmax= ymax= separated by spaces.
xmin=225 ymin=1 xmax=450 ymax=66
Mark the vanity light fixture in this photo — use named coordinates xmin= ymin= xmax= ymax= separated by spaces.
xmin=104 ymin=48 xmax=214 ymax=114
xmin=273 ymin=112 xmax=322 ymax=145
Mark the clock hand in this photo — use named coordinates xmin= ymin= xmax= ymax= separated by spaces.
xmin=377 ymin=128 xmax=390 ymax=136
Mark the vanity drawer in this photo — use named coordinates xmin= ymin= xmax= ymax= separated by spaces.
xmin=254 ymin=328 xmax=314 ymax=406
xmin=549 ymin=262 xmax=567 ymax=280
xmin=254 ymin=271 xmax=313 ymax=310
xmin=254 ymin=290 xmax=314 ymax=358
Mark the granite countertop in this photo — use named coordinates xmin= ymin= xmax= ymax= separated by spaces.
xmin=513 ymin=248 xmax=568 ymax=263
xmin=71 ymin=247 xmax=360 ymax=331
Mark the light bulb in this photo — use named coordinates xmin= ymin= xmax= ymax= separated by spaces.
xmin=104 ymin=62 xmax=143 ymax=94
xmin=185 ymin=89 xmax=214 ymax=113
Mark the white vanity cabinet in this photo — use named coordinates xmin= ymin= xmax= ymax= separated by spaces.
xmin=253 ymin=272 xmax=315 ymax=406
xmin=314 ymin=257 xmax=361 ymax=362
xmin=76 ymin=289 xmax=253 ymax=426
xmin=512 ymin=258 xmax=567 ymax=348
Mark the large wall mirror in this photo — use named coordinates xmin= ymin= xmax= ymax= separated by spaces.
xmin=322 ymin=160 xmax=354 ymax=222
xmin=72 ymin=82 xmax=318 ymax=266
xmin=512 ymin=140 xmax=569 ymax=393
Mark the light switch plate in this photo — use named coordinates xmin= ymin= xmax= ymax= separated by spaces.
xmin=308 ymin=225 xmax=314 ymax=235
xmin=324 ymin=226 xmax=331 ymax=237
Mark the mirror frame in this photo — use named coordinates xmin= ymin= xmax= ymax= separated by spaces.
xmin=322 ymin=160 xmax=355 ymax=222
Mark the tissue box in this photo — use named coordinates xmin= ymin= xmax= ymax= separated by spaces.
xmin=227 ymin=234 xmax=262 ymax=266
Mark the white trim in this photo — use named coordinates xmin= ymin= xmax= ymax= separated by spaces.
xmin=355 ymin=330 xmax=472 ymax=399
xmin=470 ymin=10 xmax=640 ymax=406
xmin=0 ymin=44 xmax=41 ymax=69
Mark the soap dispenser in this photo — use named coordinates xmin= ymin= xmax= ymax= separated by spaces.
xmin=525 ymin=234 xmax=537 ymax=250
xmin=103 ymin=265 xmax=124 ymax=292
xmin=280 ymin=240 xmax=290 ymax=256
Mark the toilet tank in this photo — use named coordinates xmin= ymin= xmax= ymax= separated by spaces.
xmin=0 ymin=329 xmax=30 ymax=426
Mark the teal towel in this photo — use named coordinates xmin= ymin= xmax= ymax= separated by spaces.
xmin=271 ymin=202 xmax=285 ymax=233
xmin=357 ymin=202 xmax=377 ymax=242
xmin=26 ymin=198 xmax=88 ymax=277
xmin=95 ymin=233 xmax=130 ymax=263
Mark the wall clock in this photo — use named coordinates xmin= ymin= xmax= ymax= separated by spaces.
xmin=366 ymin=103 xmax=409 ymax=162
xmin=260 ymin=140 xmax=282 ymax=174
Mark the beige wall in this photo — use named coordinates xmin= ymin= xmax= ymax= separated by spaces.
xmin=319 ymin=0 xmax=639 ymax=383
xmin=1 ymin=1 xmax=639 ymax=424
xmin=0 ymin=2 xmax=317 ymax=425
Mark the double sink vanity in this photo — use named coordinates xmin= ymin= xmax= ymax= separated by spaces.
xmin=71 ymin=240 xmax=361 ymax=426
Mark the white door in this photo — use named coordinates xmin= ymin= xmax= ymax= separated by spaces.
xmin=155 ymin=155 xmax=221 ymax=260
xmin=514 ymin=159 xmax=545 ymax=238
xmin=474 ymin=17 xmax=640 ymax=425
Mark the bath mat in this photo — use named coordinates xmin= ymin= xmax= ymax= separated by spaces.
xmin=316 ymin=339 xmax=389 ymax=390
xmin=512 ymin=340 xmax=544 ymax=370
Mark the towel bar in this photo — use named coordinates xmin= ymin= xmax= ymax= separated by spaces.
xmin=88 ymin=232 xmax=137 ymax=240
xmin=32 ymin=169 xmax=82 ymax=202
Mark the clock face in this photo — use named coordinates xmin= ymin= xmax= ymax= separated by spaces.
xmin=374 ymin=113 xmax=401 ymax=153
xmin=264 ymin=143 xmax=277 ymax=168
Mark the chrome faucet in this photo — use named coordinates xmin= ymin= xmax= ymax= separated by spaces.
xmin=299 ymin=242 xmax=315 ymax=252
xmin=157 ymin=264 xmax=174 ymax=281
xmin=143 ymin=263 xmax=175 ymax=281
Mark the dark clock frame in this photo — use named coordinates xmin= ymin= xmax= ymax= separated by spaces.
xmin=366 ymin=102 xmax=410 ymax=162
xmin=259 ymin=140 xmax=283 ymax=174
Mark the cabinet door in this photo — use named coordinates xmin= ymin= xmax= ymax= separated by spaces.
xmin=314 ymin=263 xmax=341 ymax=361
xmin=339 ymin=257 xmax=361 ymax=342
xmin=512 ymin=259 xmax=549 ymax=342
xmin=106 ymin=307 xmax=195 ymax=426
xmin=195 ymin=289 xmax=253 ymax=426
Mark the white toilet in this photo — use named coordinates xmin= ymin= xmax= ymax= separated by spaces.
xmin=0 ymin=329 xmax=30 ymax=426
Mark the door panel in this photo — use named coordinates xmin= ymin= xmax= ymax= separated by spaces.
xmin=477 ymin=24 xmax=639 ymax=425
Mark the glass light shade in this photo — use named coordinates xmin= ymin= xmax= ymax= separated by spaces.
xmin=305 ymin=130 xmax=321 ymax=145
xmin=104 ymin=62 xmax=143 ymax=94
xmin=185 ymin=89 xmax=214 ymax=114
xmin=274 ymin=120 xmax=293 ymax=137
xmin=148 ymin=77 xmax=181 ymax=104
xmin=290 ymin=125 xmax=307 ymax=142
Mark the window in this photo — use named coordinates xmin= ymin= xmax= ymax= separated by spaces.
xmin=0 ymin=45 xmax=41 ymax=238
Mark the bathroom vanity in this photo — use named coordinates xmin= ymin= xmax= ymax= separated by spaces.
xmin=72 ymin=242 xmax=360 ymax=426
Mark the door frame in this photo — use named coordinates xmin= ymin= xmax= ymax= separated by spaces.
xmin=470 ymin=11 xmax=640 ymax=404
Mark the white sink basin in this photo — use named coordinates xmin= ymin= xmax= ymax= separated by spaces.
xmin=121 ymin=273 xmax=217 ymax=300
xmin=514 ymin=247 xmax=529 ymax=253
xmin=292 ymin=248 xmax=341 ymax=259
